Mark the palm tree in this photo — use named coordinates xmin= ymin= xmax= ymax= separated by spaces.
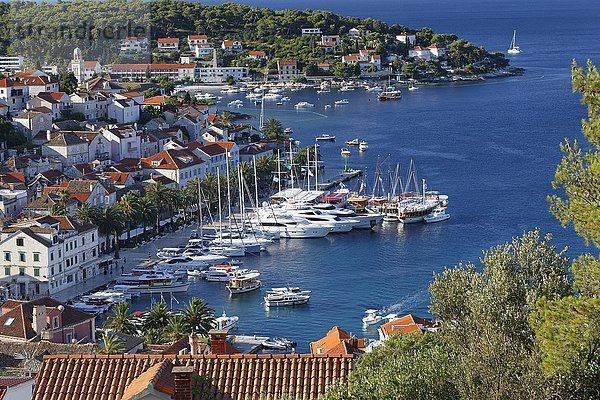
xmin=57 ymin=189 xmax=71 ymax=208
xmin=75 ymin=203 xmax=98 ymax=223
xmin=219 ymin=111 xmax=234 ymax=128
xmin=143 ymin=302 xmax=171 ymax=331
xmin=141 ymin=327 xmax=166 ymax=345
xmin=145 ymin=182 xmax=171 ymax=233
xmin=184 ymin=297 xmax=215 ymax=334
xmin=49 ymin=203 xmax=66 ymax=216
xmin=165 ymin=314 xmax=189 ymax=342
xmin=104 ymin=303 xmax=138 ymax=335
xmin=166 ymin=188 xmax=180 ymax=228
xmin=95 ymin=204 xmax=125 ymax=258
xmin=99 ymin=333 xmax=125 ymax=355
xmin=263 ymin=118 xmax=284 ymax=140
xmin=118 ymin=191 xmax=142 ymax=244
xmin=138 ymin=197 xmax=157 ymax=238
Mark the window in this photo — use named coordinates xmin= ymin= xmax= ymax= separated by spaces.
xmin=50 ymin=252 xmax=54 ymax=261
xmin=66 ymin=333 xmax=72 ymax=343
xmin=92 ymin=233 xmax=95 ymax=242
xmin=34 ymin=268 xmax=40 ymax=277
xmin=19 ymin=267 xmax=24 ymax=276
xmin=58 ymin=249 xmax=61 ymax=257
xmin=19 ymin=253 xmax=25 ymax=262
xmin=82 ymin=237 xmax=85 ymax=245
xmin=4 ymin=267 xmax=10 ymax=276
xmin=16 ymin=238 xmax=24 ymax=246
xmin=3 ymin=317 xmax=14 ymax=326
xmin=4 ymin=252 xmax=10 ymax=261
xmin=33 ymin=253 xmax=40 ymax=262
xmin=53 ymin=316 xmax=59 ymax=328
xmin=92 ymin=249 xmax=96 ymax=257
xmin=51 ymin=267 xmax=55 ymax=275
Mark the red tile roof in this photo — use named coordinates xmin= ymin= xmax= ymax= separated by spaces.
xmin=188 ymin=34 xmax=208 ymax=40
xmin=33 ymin=353 xmax=355 ymax=400
xmin=248 ymin=50 xmax=266 ymax=56
xmin=310 ymin=326 xmax=366 ymax=356
xmin=143 ymin=149 xmax=204 ymax=170
xmin=379 ymin=314 xmax=434 ymax=337
xmin=278 ymin=59 xmax=297 ymax=66
xmin=111 ymin=63 xmax=195 ymax=70
xmin=158 ymin=37 xmax=179 ymax=44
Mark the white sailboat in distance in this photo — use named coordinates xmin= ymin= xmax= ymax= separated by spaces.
xmin=507 ymin=30 xmax=521 ymax=54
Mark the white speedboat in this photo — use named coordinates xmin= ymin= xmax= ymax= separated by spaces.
xmin=115 ymin=272 xmax=189 ymax=294
xmin=263 ymin=93 xmax=282 ymax=100
xmin=316 ymin=134 xmax=335 ymax=142
xmin=187 ymin=269 xmax=204 ymax=278
xmin=213 ymin=311 xmax=239 ymax=331
xmin=227 ymin=100 xmax=243 ymax=107
xmin=185 ymin=251 xmax=229 ymax=264
xmin=294 ymin=101 xmax=314 ymax=109
xmin=362 ymin=309 xmax=383 ymax=326
xmin=340 ymin=148 xmax=351 ymax=157
xmin=281 ymin=96 xmax=291 ymax=101
xmin=334 ymin=99 xmax=349 ymax=105
xmin=261 ymin=337 xmax=297 ymax=349
xmin=264 ymin=287 xmax=310 ymax=307
xmin=227 ymin=272 xmax=261 ymax=294
xmin=424 ymin=207 xmax=450 ymax=223
xmin=359 ymin=141 xmax=368 ymax=152
xmin=324 ymin=104 xmax=332 ymax=109
xmin=284 ymin=127 xmax=293 ymax=135
xmin=345 ymin=138 xmax=361 ymax=146
xmin=339 ymin=86 xmax=355 ymax=92
xmin=157 ymin=247 xmax=185 ymax=259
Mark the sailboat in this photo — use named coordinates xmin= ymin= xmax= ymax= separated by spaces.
xmin=507 ymin=30 xmax=521 ymax=54
xmin=408 ymin=79 xmax=418 ymax=91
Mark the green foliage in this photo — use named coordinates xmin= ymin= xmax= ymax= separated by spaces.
xmin=262 ymin=118 xmax=285 ymax=140
xmin=325 ymin=333 xmax=459 ymax=400
xmin=104 ymin=302 xmax=138 ymax=335
xmin=548 ymin=61 xmax=600 ymax=247
xmin=532 ymin=61 xmax=600 ymax=399
xmin=142 ymin=87 xmax=161 ymax=98
xmin=184 ymin=297 xmax=214 ymax=334
xmin=59 ymin=71 xmax=78 ymax=95
xmin=99 ymin=333 xmax=125 ymax=355
xmin=0 ymin=117 xmax=27 ymax=149
xmin=333 ymin=62 xmax=359 ymax=79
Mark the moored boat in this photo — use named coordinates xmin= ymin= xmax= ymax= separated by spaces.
xmin=424 ymin=206 xmax=450 ymax=223
xmin=362 ymin=309 xmax=383 ymax=325
xmin=316 ymin=134 xmax=336 ymax=141
xmin=227 ymin=272 xmax=261 ymax=294
xmin=264 ymin=287 xmax=311 ymax=307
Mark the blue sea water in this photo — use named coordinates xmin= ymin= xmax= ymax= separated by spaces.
xmin=139 ymin=0 xmax=600 ymax=350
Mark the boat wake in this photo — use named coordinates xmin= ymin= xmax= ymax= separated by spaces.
xmin=379 ymin=290 xmax=428 ymax=315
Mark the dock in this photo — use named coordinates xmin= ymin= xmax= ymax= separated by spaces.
xmin=230 ymin=334 xmax=270 ymax=353
xmin=316 ymin=168 xmax=362 ymax=190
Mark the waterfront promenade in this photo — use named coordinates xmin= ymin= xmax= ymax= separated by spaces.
xmin=52 ymin=224 xmax=195 ymax=302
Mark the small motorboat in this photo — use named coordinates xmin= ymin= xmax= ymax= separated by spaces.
xmin=359 ymin=141 xmax=369 ymax=152
xmin=324 ymin=104 xmax=332 ymax=109
xmin=261 ymin=337 xmax=297 ymax=350
xmin=227 ymin=272 xmax=261 ymax=294
xmin=294 ymin=101 xmax=314 ymax=109
xmin=340 ymin=148 xmax=351 ymax=157
xmin=362 ymin=309 xmax=383 ymax=326
xmin=284 ymin=127 xmax=294 ymax=135
xmin=282 ymin=96 xmax=291 ymax=101
xmin=424 ymin=207 xmax=450 ymax=223
xmin=334 ymin=99 xmax=349 ymax=105
xmin=213 ymin=311 xmax=239 ymax=332
xmin=187 ymin=269 xmax=204 ymax=278
xmin=345 ymin=138 xmax=360 ymax=146
xmin=316 ymin=134 xmax=336 ymax=142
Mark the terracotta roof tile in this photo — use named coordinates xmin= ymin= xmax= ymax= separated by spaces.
xmin=309 ymin=326 xmax=365 ymax=356
xmin=379 ymin=314 xmax=434 ymax=337
xmin=33 ymin=353 xmax=354 ymax=400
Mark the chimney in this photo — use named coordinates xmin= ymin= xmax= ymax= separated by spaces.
xmin=208 ymin=329 xmax=228 ymax=355
xmin=188 ymin=333 xmax=199 ymax=355
xmin=46 ymin=130 xmax=52 ymax=142
xmin=172 ymin=366 xmax=195 ymax=400
xmin=32 ymin=305 xmax=47 ymax=334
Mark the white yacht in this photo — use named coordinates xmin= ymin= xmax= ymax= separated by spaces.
xmin=359 ymin=141 xmax=369 ymax=151
xmin=115 ymin=272 xmax=189 ymax=294
xmin=334 ymin=99 xmax=349 ymax=105
xmin=252 ymin=213 xmax=331 ymax=238
xmin=213 ymin=312 xmax=239 ymax=332
xmin=284 ymin=209 xmax=358 ymax=233
xmin=345 ymin=138 xmax=361 ymax=146
xmin=263 ymin=93 xmax=283 ymax=100
xmin=294 ymin=101 xmax=314 ymax=108
xmin=313 ymin=203 xmax=382 ymax=229
xmin=264 ymin=287 xmax=311 ymax=307
xmin=207 ymin=245 xmax=245 ymax=257
xmin=424 ymin=206 xmax=450 ymax=223
xmin=156 ymin=247 xmax=185 ymax=259
xmin=362 ymin=309 xmax=383 ymax=326
xmin=227 ymin=272 xmax=261 ymax=294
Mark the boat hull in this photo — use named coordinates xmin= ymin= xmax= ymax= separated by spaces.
xmin=265 ymin=298 xmax=309 ymax=307
xmin=113 ymin=283 xmax=189 ymax=294
xmin=227 ymin=282 xmax=261 ymax=294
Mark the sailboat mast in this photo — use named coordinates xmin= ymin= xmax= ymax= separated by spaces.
xmin=225 ymin=152 xmax=232 ymax=245
xmin=237 ymin=164 xmax=244 ymax=232
xmin=217 ymin=166 xmax=222 ymax=242
xmin=197 ymin=177 xmax=203 ymax=238
xmin=306 ymin=146 xmax=311 ymax=191
xmin=253 ymin=156 xmax=259 ymax=208
xmin=277 ymin=149 xmax=282 ymax=193
xmin=289 ymin=140 xmax=294 ymax=189
xmin=314 ymin=144 xmax=319 ymax=191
